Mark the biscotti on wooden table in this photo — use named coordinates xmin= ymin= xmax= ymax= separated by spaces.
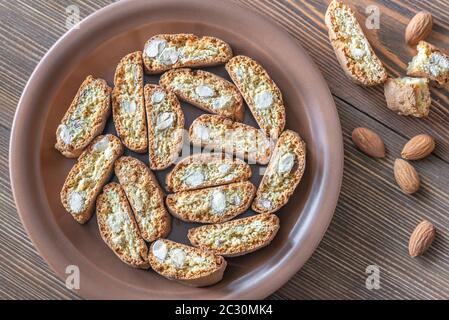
xmin=114 ymin=156 xmax=171 ymax=242
xmin=252 ymin=130 xmax=306 ymax=214
xmin=384 ymin=77 xmax=431 ymax=118
xmin=407 ymin=41 xmax=449 ymax=87
xmin=325 ymin=0 xmax=387 ymax=86
xmin=60 ymin=134 xmax=123 ymax=224
xmin=160 ymin=68 xmax=244 ymax=121
xmin=148 ymin=239 xmax=227 ymax=287
xmin=166 ymin=181 xmax=256 ymax=224
xmin=112 ymin=51 xmax=148 ymax=153
xmin=166 ymin=153 xmax=251 ymax=192
xmin=55 ymin=75 xmax=111 ymax=158
xmin=189 ymin=114 xmax=272 ymax=165
xmin=144 ymin=84 xmax=185 ymax=170
xmin=226 ymin=55 xmax=285 ymax=137
xmin=188 ymin=213 xmax=280 ymax=257
xmin=96 ymin=182 xmax=149 ymax=269
xmin=143 ymin=34 xmax=233 ymax=74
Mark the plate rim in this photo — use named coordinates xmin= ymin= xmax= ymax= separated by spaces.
xmin=9 ymin=0 xmax=343 ymax=299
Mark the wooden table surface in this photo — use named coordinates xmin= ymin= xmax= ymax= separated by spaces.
xmin=0 ymin=0 xmax=448 ymax=300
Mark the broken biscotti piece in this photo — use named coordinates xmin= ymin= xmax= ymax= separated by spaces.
xmin=407 ymin=41 xmax=449 ymax=87
xmin=144 ymin=84 xmax=185 ymax=170
xmin=188 ymin=213 xmax=280 ymax=257
xmin=114 ymin=156 xmax=171 ymax=242
xmin=166 ymin=153 xmax=252 ymax=192
xmin=149 ymin=239 xmax=227 ymax=287
xmin=55 ymin=75 xmax=111 ymax=158
xmin=384 ymin=77 xmax=431 ymax=118
xmin=325 ymin=0 xmax=387 ymax=86
xmin=159 ymin=68 xmax=244 ymax=121
xmin=252 ymin=130 xmax=306 ymax=214
xmin=189 ymin=114 xmax=272 ymax=165
xmin=96 ymin=182 xmax=149 ymax=269
xmin=60 ymin=134 xmax=123 ymax=224
xmin=112 ymin=51 xmax=147 ymax=153
xmin=143 ymin=34 xmax=233 ymax=74
xmin=166 ymin=181 xmax=256 ymax=224
xmin=226 ymin=55 xmax=285 ymax=137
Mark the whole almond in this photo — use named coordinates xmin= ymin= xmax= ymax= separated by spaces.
xmin=409 ymin=220 xmax=436 ymax=257
xmin=401 ymin=134 xmax=435 ymax=160
xmin=394 ymin=159 xmax=420 ymax=194
xmin=351 ymin=127 xmax=385 ymax=158
xmin=405 ymin=11 xmax=433 ymax=46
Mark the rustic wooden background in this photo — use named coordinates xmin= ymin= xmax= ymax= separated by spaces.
xmin=0 ymin=0 xmax=448 ymax=300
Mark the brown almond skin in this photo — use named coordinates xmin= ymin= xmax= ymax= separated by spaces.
xmin=394 ymin=159 xmax=420 ymax=194
xmin=351 ymin=127 xmax=385 ymax=158
xmin=409 ymin=220 xmax=436 ymax=257
xmin=405 ymin=11 xmax=433 ymax=46
xmin=401 ymin=134 xmax=435 ymax=160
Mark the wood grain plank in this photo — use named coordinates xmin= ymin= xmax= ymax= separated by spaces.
xmin=0 ymin=0 xmax=448 ymax=300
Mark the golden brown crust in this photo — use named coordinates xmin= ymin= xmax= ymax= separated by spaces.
xmin=60 ymin=134 xmax=124 ymax=224
xmin=252 ymin=130 xmax=306 ymax=214
xmin=55 ymin=75 xmax=111 ymax=158
xmin=188 ymin=213 xmax=280 ymax=257
xmin=325 ymin=0 xmax=387 ymax=86
xmin=160 ymin=68 xmax=244 ymax=121
xmin=189 ymin=114 xmax=273 ymax=165
xmin=143 ymin=34 xmax=233 ymax=74
xmin=112 ymin=51 xmax=147 ymax=152
xmin=407 ymin=41 xmax=449 ymax=87
xmin=225 ymin=55 xmax=285 ymax=137
xmin=144 ymin=84 xmax=185 ymax=170
xmin=384 ymin=77 xmax=431 ymax=118
xmin=148 ymin=239 xmax=227 ymax=287
xmin=166 ymin=181 xmax=256 ymax=224
xmin=114 ymin=156 xmax=171 ymax=242
xmin=166 ymin=153 xmax=252 ymax=192
xmin=96 ymin=182 xmax=149 ymax=269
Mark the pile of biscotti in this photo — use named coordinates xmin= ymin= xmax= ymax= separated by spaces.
xmin=57 ymin=34 xmax=307 ymax=286
xmin=326 ymin=0 xmax=448 ymax=117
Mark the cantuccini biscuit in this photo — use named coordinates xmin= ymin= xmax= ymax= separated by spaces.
xmin=55 ymin=75 xmax=111 ymax=158
xmin=148 ymin=239 xmax=227 ymax=287
xmin=143 ymin=34 xmax=232 ymax=74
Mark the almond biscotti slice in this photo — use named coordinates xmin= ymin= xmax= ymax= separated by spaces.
xmin=407 ymin=41 xmax=449 ymax=87
xmin=166 ymin=181 xmax=256 ymax=224
xmin=166 ymin=153 xmax=251 ymax=192
xmin=189 ymin=114 xmax=272 ymax=165
xmin=96 ymin=182 xmax=149 ymax=269
xmin=252 ymin=130 xmax=306 ymax=214
xmin=149 ymin=239 xmax=226 ymax=287
xmin=160 ymin=68 xmax=244 ymax=121
xmin=325 ymin=0 xmax=387 ymax=86
xmin=225 ymin=55 xmax=285 ymax=137
xmin=144 ymin=84 xmax=185 ymax=170
xmin=188 ymin=213 xmax=280 ymax=257
xmin=112 ymin=51 xmax=147 ymax=152
xmin=143 ymin=34 xmax=233 ymax=74
xmin=384 ymin=77 xmax=431 ymax=118
xmin=115 ymin=156 xmax=171 ymax=242
xmin=60 ymin=134 xmax=123 ymax=224
xmin=55 ymin=75 xmax=111 ymax=158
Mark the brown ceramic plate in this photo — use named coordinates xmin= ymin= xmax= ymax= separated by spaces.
xmin=10 ymin=0 xmax=343 ymax=299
